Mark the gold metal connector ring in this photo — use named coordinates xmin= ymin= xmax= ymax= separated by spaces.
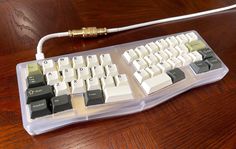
xmin=68 ymin=27 xmax=107 ymax=38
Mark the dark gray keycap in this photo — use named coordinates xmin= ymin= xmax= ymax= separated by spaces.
xmin=198 ymin=48 xmax=214 ymax=59
xmin=27 ymin=74 xmax=46 ymax=88
xmin=205 ymin=57 xmax=222 ymax=70
xmin=190 ymin=61 xmax=210 ymax=74
xmin=167 ymin=68 xmax=185 ymax=83
xmin=84 ymin=90 xmax=105 ymax=106
xmin=26 ymin=85 xmax=54 ymax=104
xmin=30 ymin=99 xmax=52 ymax=119
xmin=51 ymin=95 xmax=72 ymax=113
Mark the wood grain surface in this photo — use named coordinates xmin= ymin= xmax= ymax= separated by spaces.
xmin=0 ymin=0 xmax=236 ymax=148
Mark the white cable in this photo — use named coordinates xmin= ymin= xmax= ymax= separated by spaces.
xmin=36 ymin=4 xmax=236 ymax=60
xmin=36 ymin=32 xmax=69 ymax=60
xmin=107 ymin=4 xmax=236 ymax=33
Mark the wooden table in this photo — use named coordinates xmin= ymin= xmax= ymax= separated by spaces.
xmin=0 ymin=0 xmax=236 ymax=148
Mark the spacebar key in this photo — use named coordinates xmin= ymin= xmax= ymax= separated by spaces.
xmin=104 ymin=85 xmax=133 ymax=103
xmin=141 ymin=73 xmax=172 ymax=94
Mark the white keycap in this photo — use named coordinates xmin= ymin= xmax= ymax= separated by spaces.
xmin=168 ymin=58 xmax=182 ymax=68
xmin=104 ymin=85 xmax=133 ymax=103
xmin=77 ymin=67 xmax=91 ymax=80
xmin=178 ymin=54 xmax=192 ymax=66
xmin=164 ymin=49 xmax=173 ymax=58
xmin=114 ymin=74 xmax=129 ymax=86
xmin=145 ymin=65 xmax=161 ymax=77
xmin=157 ymin=61 xmax=172 ymax=72
xmin=156 ymin=50 xmax=169 ymax=61
xmin=132 ymin=59 xmax=148 ymax=70
xmin=86 ymin=55 xmax=99 ymax=67
xmin=145 ymin=42 xmax=159 ymax=53
xmin=186 ymin=32 xmax=198 ymax=41
xmin=42 ymin=59 xmax=56 ymax=74
xmin=154 ymin=52 xmax=163 ymax=62
xmin=54 ymin=82 xmax=70 ymax=96
xmin=105 ymin=64 xmax=119 ymax=76
xmin=72 ymin=56 xmax=85 ymax=68
xmin=101 ymin=76 xmax=115 ymax=89
xmin=58 ymin=57 xmax=71 ymax=71
xmin=175 ymin=44 xmax=189 ymax=55
xmin=167 ymin=47 xmax=179 ymax=57
xmin=71 ymin=79 xmax=86 ymax=94
xmin=166 ymin=36 xmax=179 ymax=47
xmin=167 ymin=59 xmax=176 ymax=69
xmin=100 ymin=54 xmax=112 ymax=66
xmin=86 ymin=77 xmax=101 ymax=91
xmin=134 ymin=46 xmax=149 ymax=57
xmin=133 ymin=69 xmax=150 ymax=83
xmin=155 ymin=39 xmax=169 ymax=50
xmin=62 ymin=68 xmax=77 ymax=82
xmin=46 ymin=71 xmax=60 ymax=85
xmin=144 ymin=54 xmax=158 ymax=66
xmin=141 ymin=73 xmax=172 ymax=94
xmin=190 ymin=51 xmax=203 ymax=62
xmin=91 ymin=65 xmax=105 ymax=78
xmin=176 ymin=34 xmax=189 ymax=44
xmin=123 ymin=49 xmax=138 ymax=63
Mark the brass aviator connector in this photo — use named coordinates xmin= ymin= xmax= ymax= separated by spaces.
xmin=68 ymin=27 xmax=107 ymax=38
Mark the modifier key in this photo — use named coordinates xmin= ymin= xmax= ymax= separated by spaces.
xmin=51 ymin=95 xmax=72 ymax=113
xmin=30 ymin=99 xmax=51 ymax=119
xmin=26 ymin=85 xmax=54 ymax=104
xmin=167 ymin=68 xmax=185 ymax=83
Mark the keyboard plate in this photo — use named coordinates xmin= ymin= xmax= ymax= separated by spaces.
xmin=16 ymin=30 xmax=228 ymax=135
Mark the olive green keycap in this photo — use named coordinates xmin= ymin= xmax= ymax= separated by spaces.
xmin=27 ymin=63 xmax=42 ymax=76
xmin=185 ymin=40 xmax=206 ymax=52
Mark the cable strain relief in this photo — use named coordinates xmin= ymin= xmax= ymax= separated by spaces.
xmin=36 ymin=53 xmax=45 ymax=60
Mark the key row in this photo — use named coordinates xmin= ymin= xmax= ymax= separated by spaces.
xmin=45 ymin=64 xmax=119 ymax=85
xmin=123 ymin=32 xmax=202 ymax=63
xmin=40 ymin=53 xmax=113 ymax=74
xmin=54 ymin=74 xmax=129 ymax=96
xmin=132 ymin=50 xmax=203 ymax=71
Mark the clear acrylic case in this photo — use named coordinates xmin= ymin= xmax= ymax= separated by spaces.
xmin=16 ymin=31 xmax=228 ymax=135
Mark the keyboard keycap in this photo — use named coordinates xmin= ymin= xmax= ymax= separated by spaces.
xmin=134 ymin=69 xmax=150 ymax=83
xmin=100 ymin=54 xmax=112 ymax=66
xmin=71 ymin=79 xmax=86 ymax=94
xmin=86 ymin=55 xmax=99 ymax=67
xmin=101 ymin=76 xmax=115 ymax=89
xmin=145 ymin=42 xmax=159 ymax=53
xmin=27 ymin=74 xmax=46 ymax=88
xmin=145 ymin=65 xmax=161 ymax=77
xmin=186 ymin=32 xmax=198 ymax=41
xmin=104 ymin=85 xmax=133 ymax=103
xmin=42 ymin=59 xmax=56 ymax=74
xmin=144 ymin=54 xmax=158 ymax=66
xmin=58 ymin=57 xmax=71 ymax=71
xmin=77 ymin=67 xmax=91 ymax=80
xmin=176 ymin=34 xmax=189 ymax=44
xmin=84 ymin=90 xmax=105 ymax=106
xmin=26 ymin=85 xmax=54 ymax=104
xmin=190 ymin=61 xmax=210 ymax=74
xmin=141 ymin=73 xmax=172 ymax=94
xmin=123 ymin=49 xmax=138 ymax=63
xmin=205 ymin=57 xmax=222 ymax=70
xmin=62 ymin=68 xmax=76 ymax=82
xmin=54 ymin=82 xmax=70 ymax=96
xmin=86 ymin=77 xmax=101 ymax=91
xmin=72 ymin=56 xmax=85 ymax=68
xmin=185 ymin=40 xmax=206 ymax=52
xmin=91 ymin=65 xmax=105 ymax=78
xmin=27 ymin=63 xmax=42 ymax=76
xmin=157 ymin=61 xmax=172 ymax=72
xmin=51 ymin=95 xmax=72 ymax=113
xmin=167 ymin=68 xmax=185 ymax=83
xmin=46 ymin=71 xmax=61 ymax=85
xmin=166 ymin=36 xmax=179 ymax=47
xmin=30 ymin=99 xmax=52 ymax=119
xmin=198 ymin=48 xmax=214 ymax=59
xmin=135 ymin=46 xmax=149 ymax=57
xmin=114 ymin=74 xmax=129 ymax=86
xmin=105 ymin=64 xmax=119 ymax=76
xmin=155 ymin=39 xmax=169 ymax=50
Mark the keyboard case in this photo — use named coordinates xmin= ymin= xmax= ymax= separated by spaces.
xmin=16 ymin=31 xmax=228 ymax=135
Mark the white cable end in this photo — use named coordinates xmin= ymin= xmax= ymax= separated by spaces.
xmin=36 ymin=53 xmax=45 ymax=60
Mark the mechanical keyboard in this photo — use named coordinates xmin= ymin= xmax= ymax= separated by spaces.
xmin=16 ymin=31 xmax=228 ymax=135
